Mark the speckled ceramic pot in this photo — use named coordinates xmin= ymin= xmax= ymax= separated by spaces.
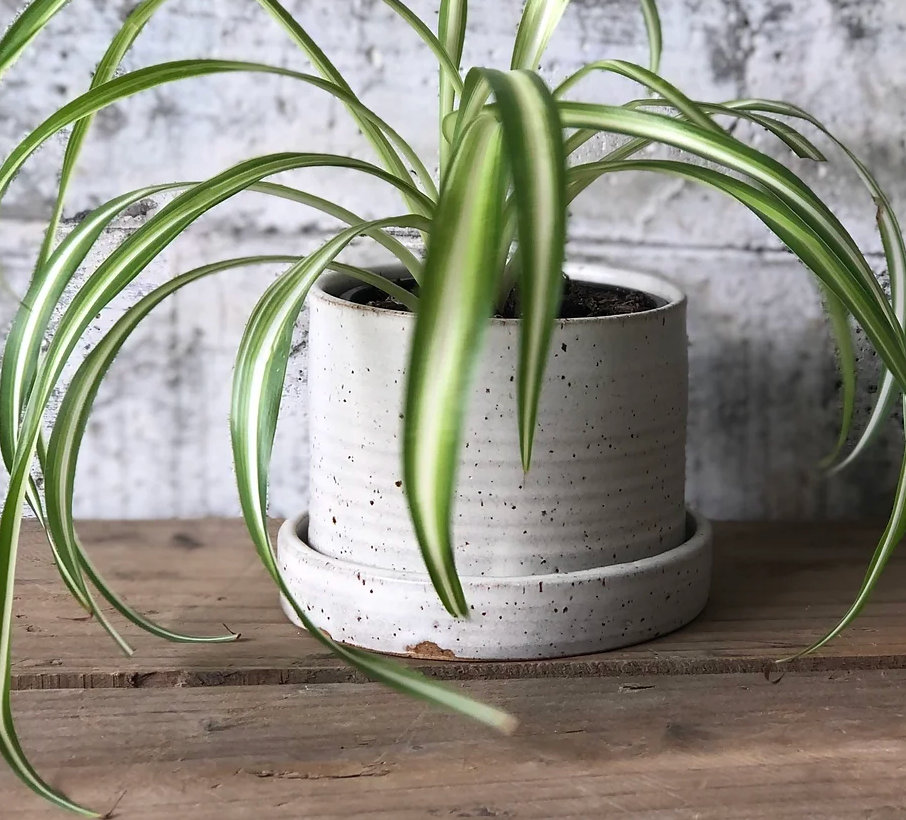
xmin=278 ymin=263 xmax=711 ymax=659
xmin=279 ymin=509 xmax=711 ymax=660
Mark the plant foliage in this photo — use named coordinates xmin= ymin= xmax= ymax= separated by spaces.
xmin=0 ymin=0 xmax=903 ymax=813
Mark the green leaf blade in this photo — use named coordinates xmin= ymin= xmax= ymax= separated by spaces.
xmin=0 ymin=60 xmax=437 ymax=217
xmin=622 ymin=98 xmax=828 ymax=161
xmin=834 ymin=205 xmax=906 ymax=470
xmin=254 ymin=1 xmax=415 ymax=188
xmin=566 ymin=158 xmax=906 ymax=405
xmin=231 ymin=216 xmax=428 ymax=559
xmin=570 ymin=156 xmax=906 ymax=671
xmin=639 ymin=0 xmax=662 ymax=75
xmin=403 ymin=115 xmax=508 ymax=618
xmin=0 ymin=0 xmax=70 ymax=80
xmin=483 ymin=70 xmax=566 ymax=472
xmin=43 ymin=257 xmax=306 ymax=646
xmin=3 ymin=157 xmax=424 ymax=600
xmin=556 ymin=60 xmax=722 ymax=135
xmin=0 ymin=182 xmax=190 ymax=649
xmin=0 ymin=157 xmax=431 ymax=816
xmin=558 ymin=103 xmax=903 ymax=354
xmin=451 ymin=69 xmax=492 ymax=155
xmin=438 ymin=0 xmax=468 ymax=175
xmin=722 ymin=98 xmax=906 ymax=471
xmin=777 ymin=425 xmax=906 ymax=665
xmin=511 ymin=0 xmax=570 ymax=70
xmin=0 ymin=184 xmax=185 ymax=470
xmin=229 ymin=217 xmax=515 ymax=733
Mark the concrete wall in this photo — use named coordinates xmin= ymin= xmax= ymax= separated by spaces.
xmin=1 ymin=0 xmax=905 ymax=521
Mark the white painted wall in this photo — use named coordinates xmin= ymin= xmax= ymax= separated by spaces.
xmin=1 ymin=0 xmax=905 ymax=521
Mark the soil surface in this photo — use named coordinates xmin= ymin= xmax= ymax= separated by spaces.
xmin=345 ymin=277 xmax=659 ymax=318
xmin=345 ymin=281 xmax=416 ymax=313
xmin=554 ymin=279 xmax=659 ymax=318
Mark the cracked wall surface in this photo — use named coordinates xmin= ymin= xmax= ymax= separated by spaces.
xmin=1 ymin=0 xmax=905 ymax=521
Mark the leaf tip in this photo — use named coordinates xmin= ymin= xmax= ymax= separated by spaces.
xmin=446 ymin=587 xmax=471 ymax=620
xmin=825 ymin=454 xmax=855 ymax=477
xmin=763 ymin=659 xmax=788 ymax=684
xmin=497 ymin=712 xmax=520 ymax=736
xmin=222 ymin=622 xmax=242 ymax=641
xmin=519 ymin=428 xmax=535 ymax=475
xmin=101 ymin=789 xmax=127 ymax=819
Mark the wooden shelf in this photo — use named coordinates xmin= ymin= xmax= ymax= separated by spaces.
xmin=6 ymin=519 xmax=906 ymax=818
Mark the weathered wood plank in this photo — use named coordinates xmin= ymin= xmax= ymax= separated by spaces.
xmin=10 ymin=519 xmax=906 ymax=689
xmin=5 ymin=671 xmax=906 ymax=818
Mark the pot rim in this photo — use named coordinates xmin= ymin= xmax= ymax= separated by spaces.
xmin=310 ymin=262 xmax=686 ymax=324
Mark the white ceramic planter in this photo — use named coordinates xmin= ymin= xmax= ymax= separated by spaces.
xmin=278 ymin=263 xmax=712 ymax=659
xmin=279 ymin=509 xmax=710 ymax=660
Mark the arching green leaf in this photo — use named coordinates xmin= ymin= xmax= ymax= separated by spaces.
xmin=438 ymin=0 xmax=468 ymax=174
xmin=230 ymin=217 xmax=515 ymax=734
xmin=403 ymin=115 xmax=508 ymax=618
xmin=723 ymin=99 xmax=906 ymax=472
xmin=0 ymin=60 xmax=436 ymax=215
xmin=0 ymin=0 xmax=69 ymax=79
xmin=255 ymin=0 xmax=441 ymax=203
xmin=0 ymin=154 xmax=433 ymax=815
xmin=639 ymin=0 xmax=662 ymax=75
xmin=42 ymin=259 xmax=281 ymax=644
xmin=43 ymin=255 xmax=414 ymax=647
xmin=566 ymin=158 xmax=906 ymax=394
xmin=557 ymin=60 xmax=721 ymax=134
xmin=622 ymin=98 xmax=828 ymax=161
xmin=511 ymin=0 xmax=570 ymax=70
xmin=482 ymin=69 xmax=566 ymax=472
xmin=558 ymin=103 xmax=900 ymax=347
xmin=1 ymin=183 xmax=189 ymax=641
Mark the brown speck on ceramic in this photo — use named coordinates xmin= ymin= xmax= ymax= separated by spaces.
xmin=405 ymin=641 xmax=458 ymax=659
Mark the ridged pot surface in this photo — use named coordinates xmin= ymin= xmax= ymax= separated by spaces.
xmin=307 ymin=264 xmax=687 ymax=578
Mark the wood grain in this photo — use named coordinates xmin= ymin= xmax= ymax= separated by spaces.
xmin=6 ymin=671 xmax=906 ymax=818
xmin=11 ymin=519 xmax=906 ymax=690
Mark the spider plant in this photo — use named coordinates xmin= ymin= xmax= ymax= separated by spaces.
xmin=1 ymin=0 xmax=904 ymax=813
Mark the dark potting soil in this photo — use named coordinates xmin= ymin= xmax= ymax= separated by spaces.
xmin=344 ymin=280 xmax=417 ymax=313
xmin=553 ymin=279 xmax=659 ymax=318
xmin=344 ymin=277 xmax=659 ymax=318
xmin=362 ymin=293 xmax=414 ymax=312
